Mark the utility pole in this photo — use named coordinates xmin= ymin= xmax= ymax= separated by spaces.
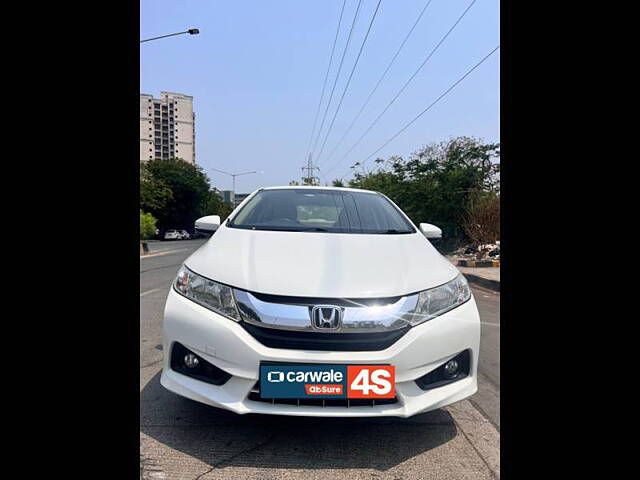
xmin=301 ymin=153 xmax=320 ymax=185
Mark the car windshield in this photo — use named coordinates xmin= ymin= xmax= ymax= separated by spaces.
xmin=227 ymin=189 xmax=415 ymax=234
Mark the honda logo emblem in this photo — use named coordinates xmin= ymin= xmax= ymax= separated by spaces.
xmin=311 ymin=305 xmax=343 ymax=330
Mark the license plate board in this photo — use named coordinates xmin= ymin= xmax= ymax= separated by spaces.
xmin=259 ymin=363 xmax=395 ymax=399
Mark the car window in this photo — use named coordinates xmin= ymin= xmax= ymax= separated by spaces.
xmin=228 ymin=189 xmax=415 ymax=234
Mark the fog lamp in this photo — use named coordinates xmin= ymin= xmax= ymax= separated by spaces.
xmin=443 ymin=359 xmax=459 ymax=378
xmin=184 ymin=353 xmax=200 ymax=368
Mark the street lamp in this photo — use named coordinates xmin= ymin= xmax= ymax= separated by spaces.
xmin=210 ymin=168 xmax=259 ymax=205
xmin=140 ymin=28 xmax=200 ymax=43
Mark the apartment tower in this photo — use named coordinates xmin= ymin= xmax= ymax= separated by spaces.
xmin=140 ymin=92 xmax=196 ymax=163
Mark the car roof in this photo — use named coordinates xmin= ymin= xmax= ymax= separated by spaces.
xmin=257 ymin=185 xmax=378 ymax=195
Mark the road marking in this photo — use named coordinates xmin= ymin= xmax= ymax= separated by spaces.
xmin=140 ymin=248 xmax=188 ymax=259
xmin=140 ymin=288 xmax=163 ymax=297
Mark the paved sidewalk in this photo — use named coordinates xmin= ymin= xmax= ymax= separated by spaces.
xmin=448 ymin=256 xmax=500 ymax=291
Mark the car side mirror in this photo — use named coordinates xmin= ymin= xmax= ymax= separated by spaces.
xmin=195 ymin=215 xmax=221 ymax=234
xmin=419 ymin=223 xmax=442 ymax=241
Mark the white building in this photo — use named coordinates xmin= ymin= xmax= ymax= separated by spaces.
xmin=140 ymin=92 xmax=196 ymax=163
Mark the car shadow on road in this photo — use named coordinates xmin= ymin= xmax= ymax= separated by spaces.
xmin=140 ymin=371 xmax=458 ymax=472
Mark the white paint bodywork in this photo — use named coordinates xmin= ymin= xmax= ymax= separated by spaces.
xmin=419 ymin=222 xmax=443 ymax=239
xmin=185 ymin=224 xmax=459 ymax=298
xmin=162 ymin=186 xmax=481 ymax=417
xmin=194 ymin=215 xmax=220 ymax=233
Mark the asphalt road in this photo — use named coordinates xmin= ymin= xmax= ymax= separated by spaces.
xmin=140 ymin=239 xmax=500 ymax=479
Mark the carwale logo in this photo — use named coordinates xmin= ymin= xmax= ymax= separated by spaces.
xmin=267 ymin=371 xmax=284 ymax=383
xmin=261 ymin=364 xmax=348 ymax=399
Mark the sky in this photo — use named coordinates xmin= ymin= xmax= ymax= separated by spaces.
xmin=140 ymin=0 xmax=499 ymax=194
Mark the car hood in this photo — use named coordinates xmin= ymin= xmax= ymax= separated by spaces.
xmin=185 ymin=225 xmax=460 ymax=298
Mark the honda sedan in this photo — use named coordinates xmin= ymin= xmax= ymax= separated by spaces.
xmin=161 ymin=186 xmax=480 ymax=417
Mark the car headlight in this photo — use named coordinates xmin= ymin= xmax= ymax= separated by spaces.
xmin=407 ymin=274 xmax=472 ymax=326
xmin=174 ymin=265 xmax=241 ymax=321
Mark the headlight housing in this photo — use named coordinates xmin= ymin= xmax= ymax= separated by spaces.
xmin=174 ymin=265 xmax=241 ymax=321
xmin=407 ymin=274 xmax=472 ymax=326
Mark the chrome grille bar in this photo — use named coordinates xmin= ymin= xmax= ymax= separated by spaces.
xmin=234 ymin=289 xmax=419 ymax=333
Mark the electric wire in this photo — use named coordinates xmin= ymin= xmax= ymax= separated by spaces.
xmin=321 ymin=0 xmax=434 ymax=167
xmin=314 ymin=0 xmax=384 ymax=164
xmin=310 ymin=0 xmax=365 ymax=158
xmin=324 ymin=0 xmax=478 ymax=177
xmin=305 ymin=0 xmax=348 ymax=159
xmin=340 ymin=44 xmax=500 ymax=180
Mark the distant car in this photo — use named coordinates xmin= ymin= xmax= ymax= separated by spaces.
xmin=179 ymin=230 xmax=191 ymax=240
xmin=164 ymin=229 xmax=182 ymax=241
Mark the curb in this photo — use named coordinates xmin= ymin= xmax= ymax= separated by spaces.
xmin=458 ymin=259 xmax=500 ymax=268
xmin=465 ymin=274 xmax=500 ymax=292
xmin=448 ymin=400 xmax=501 ymax=478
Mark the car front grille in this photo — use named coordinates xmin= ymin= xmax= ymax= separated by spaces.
xmin=240 ymin=322 xmax=410 ymax=351
xmin=247 ymin=383 xmax=398 ymax=408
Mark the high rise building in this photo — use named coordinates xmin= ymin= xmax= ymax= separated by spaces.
xmin=217 ymin=190 xmax=235 ymax=205
xmin=140 ymin=92 xmax=196 ymax=163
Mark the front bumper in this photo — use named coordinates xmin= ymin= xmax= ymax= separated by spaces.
xmin=161 ymin=288 xmax=480 ymax=417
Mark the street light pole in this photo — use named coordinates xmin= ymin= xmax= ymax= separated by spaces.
xmin=140 ymin=28 xmax=200 ymax=43
xmin=210 ymin=168 xmax=259 ymax=206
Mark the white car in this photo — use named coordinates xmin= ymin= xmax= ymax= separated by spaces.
xmin=163 ymin=229 xmax=182 ymax=241
xmin=161 ymin=186 xmax=480 ymax=417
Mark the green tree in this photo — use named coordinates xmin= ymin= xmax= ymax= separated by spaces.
xmin=140 ymin=163 xmax=173 ymax=212
xmin=203 ymin=190 xmax=234 ymax=221
xmin=332 ymin=179 xmax=345 ymax=187
xmin=349 ymin=137 xmax=499 ymax=251
xmin=140 ymin=211 xmax=157 ymax=240
xmin=143 ymin=158 xmax=211 ymax=231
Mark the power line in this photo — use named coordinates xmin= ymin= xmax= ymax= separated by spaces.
xmin=339 ymin=44 xmax=500 ymax=180
xmin=323 ymin=0 xmax=477 ymax=177
xmin=321 ymin=0 xmax=434 ymax=167
xmin=310 ymin=0 xmax=364 ymax=158
xmin=314 ymin=0 xmax=384 ymax=164
xmin=305 ymin=0 xmax=348 ymax=159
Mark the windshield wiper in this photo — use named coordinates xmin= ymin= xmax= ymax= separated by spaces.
xmin=300 ymin=227 xmax=330 ymax=232
xmin=379 ymin=229 xmax=412 ymax=234
xmin=239 ymin=225 xmax=330 ymax=232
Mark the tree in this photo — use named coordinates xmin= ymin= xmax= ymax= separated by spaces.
xmin=140 ymin=163 xmax=173 ymax=212
xmin=140 ymin=211 xmax=157 ymax=240
xmin=203 ymin=190 xmax=234 ymax=221
xmin=332 ymin=179 xmax=345 ymax=187
xmin=143 ymin=158 xmax=211 ymax=232
xmin=464 ymin=192 xmax=500 ymax=257
xmin=348 ymin=137 xmax=500 ymax=251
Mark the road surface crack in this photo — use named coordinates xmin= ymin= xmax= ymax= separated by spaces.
xmin=193 ymin=432 xmax=278 ymax=479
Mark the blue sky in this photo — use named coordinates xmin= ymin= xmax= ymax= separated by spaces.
xmin=141 ymin=0 xmax=499 ymax=193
